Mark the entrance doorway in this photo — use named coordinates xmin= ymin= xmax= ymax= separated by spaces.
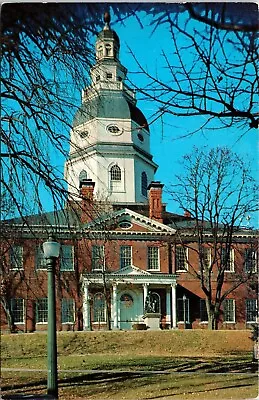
xmin=119 ymin=293 xmax=137 ymax=330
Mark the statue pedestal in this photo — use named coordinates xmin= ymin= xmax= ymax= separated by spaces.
xmin=143 ymin=313 xmax=161 ymax=330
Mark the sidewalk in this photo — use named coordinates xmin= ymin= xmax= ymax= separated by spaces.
xmin=2 ymin=396 xmax=56 ymax=400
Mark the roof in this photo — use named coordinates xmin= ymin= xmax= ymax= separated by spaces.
xmin=4 ymin=209 xmax=80 ymax=228
xmin=73 ymin=93 xmax=149 ymax=131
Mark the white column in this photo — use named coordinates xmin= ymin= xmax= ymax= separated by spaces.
xmin=171 ymin=283 xmax=177 ymax=329
xmin=113 ymin=283 xmax=119 ymax=329
xmin=143 ymin=283 xmax=149 ymax=313
xmin=83 ymin=282 xmax=90 ymax=331
xmin=166 ymin=288 xmax=171 ymax=326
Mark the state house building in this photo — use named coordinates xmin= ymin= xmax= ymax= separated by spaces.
xmin=1 ymin=14 xmax=258 ymax=333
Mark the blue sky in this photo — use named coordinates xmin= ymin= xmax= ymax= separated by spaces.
xmin=111 ymin=11 xmax=258 ymax=227
xmin=14 ymin=8 xmax=257 ymax=228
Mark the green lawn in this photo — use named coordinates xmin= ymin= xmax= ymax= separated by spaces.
xmin=1 ymin=330 xmax=258 ymax=399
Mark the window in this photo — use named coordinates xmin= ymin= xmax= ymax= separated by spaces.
xmin=105 ymin=44 xmax=112 ymax=56
xmin=106 ymin=72 xmax=113 ymax=79
xmin=96 ymin=75 xmax=101 ymax=82
xmin=10 ymin=298 xmax=24 ymax=324
xmin=107 ymin=125 xmax=121 ymax=135
xmin=177 ymin=297 xmax=190 ymax=323
xmin=110 ymin=165 xmax=121 ymax=181
xmin=200 ymin=299 xmax=208 ymax=322
xmin=221 ymin=248 xmax=235 ymax=272
xmin=141 ymin=172 xmax=148 ymax=197
xmin=36 ymin=298 xmax=48 ymax=323
xmin=79 ymin=170 xmax=87 ymax=182
xmin=93 ymin=293 xmax=106 ymax=322
xmin=79 ymin=131 xmax=89 ymax=139
xmin=62 ymin=298 xmax=75 ymax=324
xmin=244 ymin=249 xmax=257 ymax=273
xmin=138 ymin=133 xmax=144 ymax=142
xmin=60 ymin=245 xmax=74 ymax=271
xmin=120 ymin=246 xmax=132 ymax=269
xmin=10 ymin=246 xmax=23 ymax=270
xmin=246 ymin=299 xmax=257 ymax=323
xmin=118 ymin=221 xmax=132 ymax=229
xmin=223 ymin=299 xmax=235 ymax=323
xmin=147 ymin=247 xmax=159 ymax=270
xmin=97 ymin=46 xmax=103 ymax=58
xmin=36 ymin=246 xmax=46 ymax=270
xmin=200 ymin=247 xmax=211 ymax=269
xmin=175 ymin=246 xmax=188 ymax=271
xmin=92 ymin=245 xmax=105 ymax=271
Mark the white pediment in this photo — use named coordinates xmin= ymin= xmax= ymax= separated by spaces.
xmin=84 ymin=208 xmax=176 ymax=234
xmin=114 ymin=265 xmax=151 ymax=276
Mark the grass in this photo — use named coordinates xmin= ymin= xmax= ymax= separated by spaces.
xmin=1 ymin=330 xmax=258 ymax=399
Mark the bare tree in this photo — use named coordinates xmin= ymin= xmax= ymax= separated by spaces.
xmin=127 ymin=3 xmax=258 ymax=133
xmin=1 ymin=3 xmax=140 ymax=220
xmin=169 ymin=146 xmax=258 ymax=329
xmin=2 ymin=3 xmax=257 ymax=223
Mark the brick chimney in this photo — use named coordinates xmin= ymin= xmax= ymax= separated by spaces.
xmin=184 ymin=210 xmax=192 ymax=218
xmin=80 ymin=179 xmax=95 ymax=224
xmin=148 ymin=181 xmax=164 ymax=223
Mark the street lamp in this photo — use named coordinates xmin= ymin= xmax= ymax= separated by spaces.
xmin=43 ymin=237 xmax=60 ymax=399
xmin=183 ymin=294 xmax=187 ymax=329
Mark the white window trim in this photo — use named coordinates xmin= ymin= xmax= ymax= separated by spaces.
xmin=177 ymin=297 xmax=190 ymax=323
xmin=246 ymin=299 xmax=258 ymax=323
xmin=93 ymin=292 xmax=107 ymax=323
xmin=108 ymin=163 xmax=125 ymax=194
xmin=175 ymin=247 xmax=188 ymax=272
xmin=147 ymin=246 xmax=160 ymax=271
xmin=120 ymin=245 xmax=132 ymax=269
xmin=36 ymin=246 xmax=47 ymax=270
xmin=60 ymin=245 xmax=75 ymax=272
xmin=223 ymin=299 xmax=236 ymax=323
xmin=92 ymin=245 xmax=105 ymax=272
xmin=224 ymin=249 xmax=235 ymax=273
xmin=36 ymin=299 xmax=48 ymax=324
xmin=11 ymin=298 xmax=25 ymax=324
xmin=61 ymin=298 xmax=75 ymax=324
xmin=10 ymin=246 xmax=24 ymax=271
xmin=221 ymin=249 xmax=235 ymax=274
xmin=245 ymin=250 xmax=258 ymax=274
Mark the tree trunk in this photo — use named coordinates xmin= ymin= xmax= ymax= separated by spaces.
xmin=1 ymin=298 xmax=14 ymax=333
xmin=206 ymin=299 xmax=220 ymax=330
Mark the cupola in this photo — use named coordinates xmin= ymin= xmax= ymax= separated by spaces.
xmin=96 ymin=12 xmax=120 ymax=61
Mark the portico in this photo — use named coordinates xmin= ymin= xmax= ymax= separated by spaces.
xmin=82 ymin=265 xmax=177 ymax=331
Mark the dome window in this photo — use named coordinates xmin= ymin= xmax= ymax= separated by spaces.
xmin=97 ymin=45 xmax=103 ymax=58
xmin=107 ymin=125 xmax=121 ymax=135
xmin=96 ymin=75 xmax=101 ymax=82
xmin=110 ymin=165 xmax=121 ymax=181
xmin=106 ymin=72 xmax=113 ymax=79
xmin=79 ymin=130 xmax=89 ymax=138
xmin=105 ymin=44 xmax=112 ymax=56
xmin=138 ymin=133 xmax=144 ymax=142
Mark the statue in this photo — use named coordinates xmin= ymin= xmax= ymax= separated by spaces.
xmin=145 ymin=291 xmax=158 ymax=313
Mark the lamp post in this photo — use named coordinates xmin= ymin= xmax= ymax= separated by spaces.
xmin=183 ymin=294 xmax=187 ymax=329
xmin=43 ymin=237 xmax=60 ymax=399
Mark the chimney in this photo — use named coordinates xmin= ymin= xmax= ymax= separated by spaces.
xmin=79 ymin=179 xmax=95 ymax=223
xmin=184 ymin=210 xmax=191 ymax=218
xmin=148 ymin=181 xmax=164 ymax=223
